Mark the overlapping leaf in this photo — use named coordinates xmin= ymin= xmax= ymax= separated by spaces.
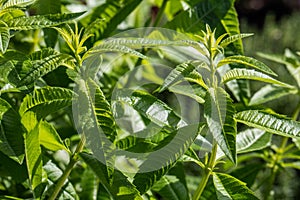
xmin=0 ymin=98 xmax=25 ymax=164
xmin=204 ymin=87 xmax=236 ymax=163
xmin=19 ymin=86 xmax=75 ymax=119
xmin=213 ymin=173 xmax=259 ymax=200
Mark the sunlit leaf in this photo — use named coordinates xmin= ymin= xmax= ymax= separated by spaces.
xmin=235 ymin=110 xmax=300 ymax=138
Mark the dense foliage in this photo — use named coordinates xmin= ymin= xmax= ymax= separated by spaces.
xmin=1 ymin=0 xmax=300 ymax=199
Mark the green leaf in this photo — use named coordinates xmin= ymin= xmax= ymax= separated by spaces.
xmin=213 ymin=173 xmax=259 ymax=200
xmin=235 ymin=110 xmax=300 ymax=138
xmin=87 ymin=43 xmax=147 ymax=60
xmin=17 ymin=48 xmax=74 ymax=87
xmin=6 ymin=12 xmax=84 ymax=30
xmin=39 ymin=121 xmax=69 ymax=152
xmin=218 ymin=56 xmax=276 ymax=76
xmin=249 ymin=84 xmax=297 ymax=106
xmin=160 ymin=62 xmax=198 ymax=92
xmin=74 ymin=78 xmax=116 ymax=180
xmin=1 ymin=0 xmax=36 ymax=9
xmin=152 ymin=175 xmax=188 ymax=200
xmin=19 ymin=86 xmax=75 ymax=119
xmin=113 ymin=89 xmax=184 ymax=130
xmin=79 ymin=167 xmax=98 ymax=200
xmin=221 ymin=68 xmax=294 ymax=88
xmin=79 ymin=152 xmax=143 ymax=200
xmin=133 ymin=124 xmax=204 ymax=194
xmin=219 ymin=5 xmax=251 ymax=54
xmin=204 ymin=87 xmax=236 ymax=163
xmin=0 ymin=22 xmax=9 ymax=53
xmin=0 ymin=98 xmax=25 ymax=164
xmin=164 ymin=0 xmax=233 ymax=36
xmin=42 ymin=161 xmax=78 ymax=200
xmin=81 ymin=0 xmax=142 ymax=43
xmin=220 ymin=34 xmax=253 ymax=51
xmin=168 ymin=84 xmax=206 ymax=104
xmin=236 ymin=128 xmax=271 ymax=153
xmin=25 ymin=121 xmax=43 ymax=194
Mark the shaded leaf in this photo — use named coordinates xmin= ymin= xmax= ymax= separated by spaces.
xmin=0 ymin=98 xmax=25 ymax=164
xmin=152 ymin=175 xmax=188 ymax=200
xmin=0 ymin=22 xmax=9 ymax=53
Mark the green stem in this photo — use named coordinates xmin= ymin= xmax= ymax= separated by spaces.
xmin=152 ymin=0 xmax=168 ymax=27
xmin=192 ymin=144 xmax=218 ymax=200
xmin=48 ymin=135 xmax=86 ymax=200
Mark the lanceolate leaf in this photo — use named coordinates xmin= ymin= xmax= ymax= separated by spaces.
xmin=160 ymin=62 xmax=197 ymax=92
xmin=19 ymin=87 xmax=75 ymax=119
xmin=152 ymin=175 xmax=188 ymax=200
xmin=221 ymin=68 xmax=294 ymax=88
xmin=213 ymin=173 xmax=259 ymax=200
xmin=0 ymin=98 xmax=25 ymax=164
xmin=74 ymin=78 xmax=116 ymax=180
xmin=6 ymin=12 xmax=84 ymax=30
xmin=235 ymin=110 xmax=300 ymax=138
xmin=17 ymin=48 xmax=74 ymax=87
xmin=218 ymin=56 xmax=276 ymax=76
xmin=0 ymin=22 xmax=9 ymax=53
xmin=81 ymin=0 xmax=142 ymax=43
xmin=236 ymin=128 xmax=271 ymax=153
xmin=249 ymin=84 xmax=297 ymax=106
xmin=79 ymin=152 xmax=143 ymax=200
xmin=39 ymin=121 xmax=69 ymax=152
xmin=204 ymin=87 xmax=236 ymax=163
xmin=133 ymin=124 xmax=204 ymax=194
xmin=1 ymin=0 xmax=36 ymax=9
xmin=25 ymin=122 xmax=43 ymax=194
xmin=113 ymin=89 xmax=185 ymax=130
xmin=42 ymin=161 xmax=78 ymax=200
xmin=220 ymin=34 xmax=253 ymax=50
xmin=168 ymin=84 xmax=206 ymax=104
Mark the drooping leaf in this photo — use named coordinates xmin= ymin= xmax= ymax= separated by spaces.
xmin=79 ymin=152 xmax=143 ymax=200
xmin=152 ymin=175 xmax=188 ymax=200
xmin=213 ymin=173 xmax=259 ymax=200
xmin=249 ymin=84 xmax=297 ymax=106
xmin=0 ymin=22 xmax=9 ymax=53
xmin=204 ymin=87 xmax=236 ymax=163
xmin=0 ymin=98 xmax=25 ymax=164
xmin=19 ymin=86 xmax=75 ymax=119
xmin=236 ymin=128 xmax=271 ymax=153
xmin=17 ymin=48 xmax=74 ymax=87
xmin=235 ymin=110 xmax=300 ymax=138
xmin=221 ymin=68 xmax=294 ymax=88
xmin=80 ymin=0 xmax=142 ymax=44
xmin=6 ymin=12 xmax=84 ymax=30
xmin=218 ymin=55 xmax=277 ymax=76
xmin=39 ymin=120 xmax=69 ymax=152
xmin=42 ymin=161 xmax=78 ymax=200
xmin=220 ymin=34 xmax=253 ymax=50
